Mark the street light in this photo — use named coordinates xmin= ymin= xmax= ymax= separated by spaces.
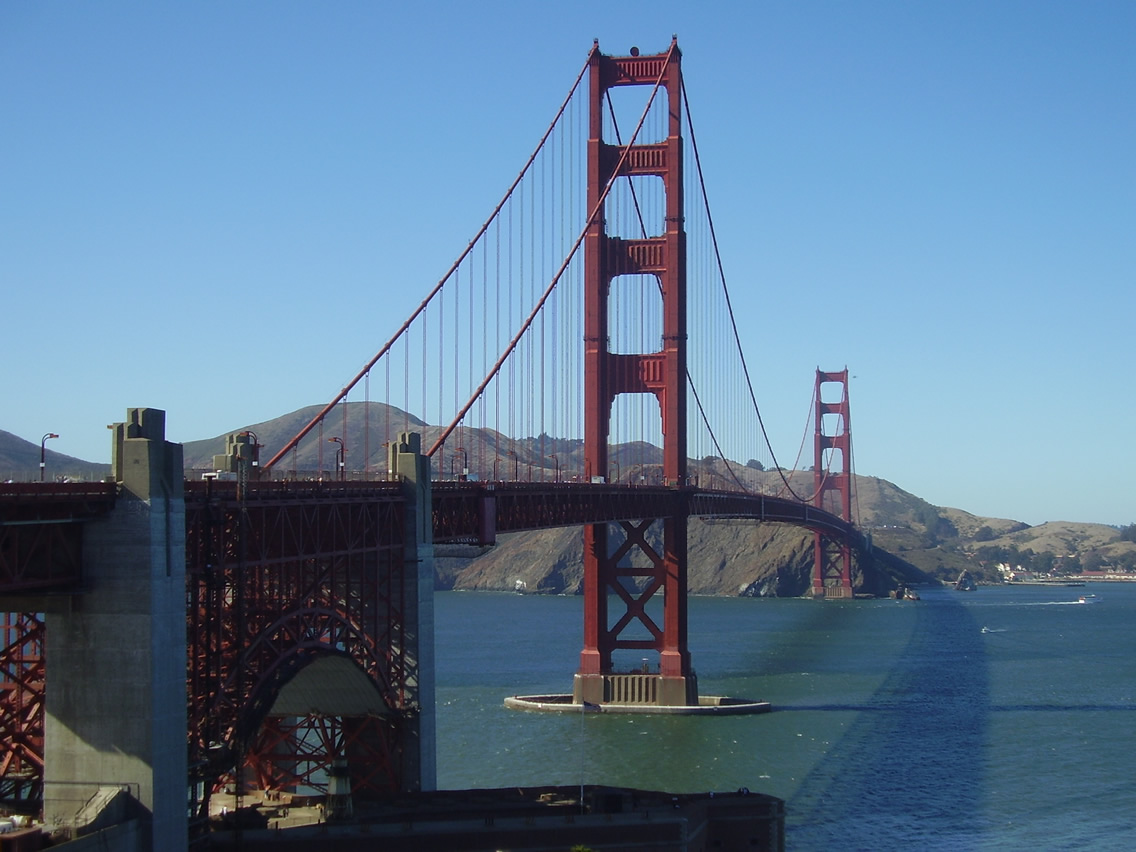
xmin=40 ymin=433 xmax=58 ymax=482
xmin=548 ymin=454 xmax=560 ymax=482
xmin=507 ymin=450 xmax=518 ymax=480
xmin=455 ymin=446 xmax=468 ymax=481
xmin=328 ymin=437 xmax=345 ymax=481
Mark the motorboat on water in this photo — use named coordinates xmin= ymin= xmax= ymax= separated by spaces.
xmin=1078 ymin=594 xmax=1099 ymax=604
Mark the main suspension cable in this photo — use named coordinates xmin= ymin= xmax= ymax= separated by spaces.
xmin=263 ymin=48 xmax=597 ymax=472
xmin=681 ymin=76 xmax=816 ymax=504
xmin=427 ymin=43 xmax=679 ymax=457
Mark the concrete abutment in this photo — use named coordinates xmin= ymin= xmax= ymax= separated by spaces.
xmin=44 ymin=408 xmax=187 ymax=851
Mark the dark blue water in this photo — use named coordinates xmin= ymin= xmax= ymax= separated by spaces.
xmin=435 ymin=584 xmax=1136 ymax=850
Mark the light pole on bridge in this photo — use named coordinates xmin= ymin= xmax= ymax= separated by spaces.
xmin=40 ymin=433 xmax=58 ymax=482
xmin=328 ymin=437 xmax=345 ymax=481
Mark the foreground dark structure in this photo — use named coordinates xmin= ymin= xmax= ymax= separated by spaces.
xmin=206 ymin=785 xmax=784 ymax=852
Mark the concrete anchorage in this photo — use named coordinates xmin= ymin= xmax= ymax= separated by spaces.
xmin=43 ymin=407 xmax=188 ymax=851
xmin=389 ymin=432 xmax=437 ymax=791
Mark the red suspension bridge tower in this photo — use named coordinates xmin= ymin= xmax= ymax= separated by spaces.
xmin=812 ymin=368 xmax=855 ymax=598
xmin=574 ymin=41 xmax=696 ymax=707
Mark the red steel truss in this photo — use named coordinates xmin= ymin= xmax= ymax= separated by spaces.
xmin=0 ymin=483 xmax=115 ymax=810
xmin=244 ymin=714 xmax=397 ymax=797
xmin=0 ymin=483 xmax=115 ymax=592
xmin=0 ymin=613 xmax=44 ymax=807
xmin=812 ymin=369 xmax=855 ymax=598
xmin=184 ymin=479 xmax=413 ymax=811
xmin=579 ymin=41 xmax=693 ymax=700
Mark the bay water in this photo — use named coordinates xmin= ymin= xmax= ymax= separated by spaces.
xmin=435 ymin=583 xmax=1136 ymax=850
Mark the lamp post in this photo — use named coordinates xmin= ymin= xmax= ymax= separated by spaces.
xmin=455 ymin=446 xmax=468 ymax=481
xmin=328 ymin=437 xmax=345 ymax=481
xmin=40 ymin=433 xmax=58 ymax=482
xmin=507 ymin=450 xmax=518 ymax=481
xmin=548 ymin=454 xmax=560 ymax=482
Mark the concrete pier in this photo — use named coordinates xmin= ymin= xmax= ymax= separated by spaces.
xmin=389 ymin=432 xmax=437 ymax=790
xmin=43 ymin=408 xmax=187 ymax=851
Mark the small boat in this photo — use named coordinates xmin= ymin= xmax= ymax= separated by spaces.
xmin=1078 ymin=594 xmax=1099 ymax=604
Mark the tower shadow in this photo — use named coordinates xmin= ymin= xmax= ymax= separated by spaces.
xmin=785 ymin=591 xmax=989 ymax=850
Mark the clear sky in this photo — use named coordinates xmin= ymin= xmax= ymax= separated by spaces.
xmin=2 ymin=2 xmax=1133 ymax=526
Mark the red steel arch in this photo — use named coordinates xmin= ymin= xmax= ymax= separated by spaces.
xmin=184 ymin=479 xmax=418 ymax=810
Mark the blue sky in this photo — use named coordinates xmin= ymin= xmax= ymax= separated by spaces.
xmin=2 ymin=2 xmax=1133 ymax=526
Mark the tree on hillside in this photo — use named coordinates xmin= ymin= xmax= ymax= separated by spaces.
xmin=1082 ymin=551 xmax=1105 ymax=572
xmin=1119 ymin=523 xmax=1136 ymax=543
xmin=974 ymin=525 xmax=996 ymax=542
xmin=745 ymin=459 xmax=764 ymax=471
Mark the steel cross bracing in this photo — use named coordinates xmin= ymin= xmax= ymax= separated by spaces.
xmin=0 ymin=482 xmax=116 ymax=805
xmin=0 ymin=613 xmax=44 ymax=806
xmin=0 ymin=482 xmax=116 ymax=591
xmin=183 ymin=479 xmax=415 ymax=810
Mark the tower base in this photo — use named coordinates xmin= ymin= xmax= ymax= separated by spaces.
xmin=572 ymin=672 xmax=698 ymax=707
xmin=505 ymin=692 xmax=770 ymax=716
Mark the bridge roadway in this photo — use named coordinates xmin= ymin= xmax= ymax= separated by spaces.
xmin=0 ymin=476 xmax=864 ymax=597
xmin=432 ymin=479 xmax=864 ymax=547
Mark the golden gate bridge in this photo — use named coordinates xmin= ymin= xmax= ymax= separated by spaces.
xmin=0 ymin=39 xmax=866 ymax=847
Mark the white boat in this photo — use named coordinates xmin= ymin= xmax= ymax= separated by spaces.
xmin=1078 ymin=594 xmax=1099 ymax=604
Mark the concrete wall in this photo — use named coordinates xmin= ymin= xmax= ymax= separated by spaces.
xmin=389 ymin=432 xmax=436 ymax=791
xmin=44 ymin=408 xmax=187 ymax=852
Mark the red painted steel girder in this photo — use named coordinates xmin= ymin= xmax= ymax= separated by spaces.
xmin=184 ymin=481 xmax=411 ymax=805
xmin=0 ymin=613 xmax=44 ymax=807
xmin=245 ymin=714 xmax=398 ymax=798
xmin=0 ymin=482 xmax=116 ymax=593
xmin=432 ymin=481 xmax=866 ymax=551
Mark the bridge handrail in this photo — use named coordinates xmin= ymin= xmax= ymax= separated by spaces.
xmin=0 ymin=481 xmax=117 ymax=501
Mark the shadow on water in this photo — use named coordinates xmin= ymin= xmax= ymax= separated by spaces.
xmin=784 ymin=588 xmax=988 ymax=850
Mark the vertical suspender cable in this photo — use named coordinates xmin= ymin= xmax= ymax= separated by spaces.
xmin=262 ymin=50 xmax=595 ymax=472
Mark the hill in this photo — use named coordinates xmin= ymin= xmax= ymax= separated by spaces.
xmin=0 ymin=429 xmax=110 ymax=482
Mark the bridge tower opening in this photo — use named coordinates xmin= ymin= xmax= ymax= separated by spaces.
xmin=575 ymin=40 xmax=696 ymax=707
xmin=812 ymin=369 xmax=854 ymax=598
